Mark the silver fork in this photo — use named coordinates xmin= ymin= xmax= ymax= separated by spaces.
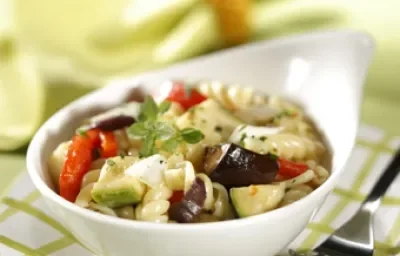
xmin=289 ymin=148 xmax=400 ymax=256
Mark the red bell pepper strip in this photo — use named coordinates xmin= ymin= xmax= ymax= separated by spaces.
xmin=278 ymin=158 xmax=309 ymax=178
xmin=169 ymin=191 xmax=185 ymax=204
xmin=59 ymin=129 xmax=119 ymax=202
xmin=86 ymin=129 xmax=101 ymax=147
xmin=59 ymin=129 xmax=100 ymax=202
xmin=166 ymin=82 xmax=207 ymax=110
xmin=99 ymin=131 xmax=118 ymax=158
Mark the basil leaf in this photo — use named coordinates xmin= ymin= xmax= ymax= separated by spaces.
xmin=159 ymin=101 xmax=172 ymax=114
xmin=180 ymin=128 xmax=204 ymax=144
xmin=127 ymin=122 xmax=148 ymax=137
xmin=140 ymin=135 xmax=156 ymax=157
xmin=141 ymin=96 xmax=159 ymax=121
xmin=161 ymin=138 xmax=180 ymax=152
xmin=155 ymin=121 xmax=176 ymax=140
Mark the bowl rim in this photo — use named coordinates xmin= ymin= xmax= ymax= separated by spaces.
xmin=26 ymin=29 xmax=375 ymax=231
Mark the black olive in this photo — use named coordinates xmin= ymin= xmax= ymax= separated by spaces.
xmin=204 ymin=143 xmax=279 ymax=188
xmin=168 ymin=177 xmax=206 ymax=223
xmin=90 ymin=115 xmax=135 ymax=131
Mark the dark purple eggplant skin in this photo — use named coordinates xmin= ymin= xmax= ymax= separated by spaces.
xmin=204 ymin=143 xmax=279 ymax=188
xmin=168 ymin=177 xmax=206 ymax=223
xmin=88 ymin=115 xmax=135 ymax=131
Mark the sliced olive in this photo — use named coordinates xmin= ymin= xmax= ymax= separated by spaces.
xmin=168 ymin=177 xmax=206 ymax=223
xmin=204 ymin=143 xmax=279 ymax=188
xmin=80 ymin=115 xmax=135 ymax=132
xmin=124 ymin=86 xmax=146 ymax=103
xmin=91 ymin=115 xmax=135 ymax=131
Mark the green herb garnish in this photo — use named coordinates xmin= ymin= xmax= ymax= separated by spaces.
xmin=127 ymin=96 xmax=204 ymax=157
xmin=267 ymin=153 xmax=278 ymax=161
xmin=180 ymin=128 xmax=205 ymax=144
xmin=259 ymin=136 xmax=267 ymax=142
xmin=161 ymin=138 xmax=180 ymax=152
xmin=274 ymin=110 xmax=294 ymax=122
xmin=138 ymin=96 xmax=159 ymax=121
xmin=159 ymin=101 xmax=172 ymax=114
xmin=107 ymin=159 xmax=116 ymax=166
xmin=119 ymin=153 xmax=125 ymax=159
xmin=77 ymin=128 xmax=88 ymax=137
xmin=188 ymin=107 xmax=196 ymax=115
xmin=214 ymin=126 xmax=223 ymax=133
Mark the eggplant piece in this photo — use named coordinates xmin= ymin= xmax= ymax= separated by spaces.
xmin=204 ymin=143 xmax=279 ymax=187
xmin=168 ymin=177 xmax=206 ymax=223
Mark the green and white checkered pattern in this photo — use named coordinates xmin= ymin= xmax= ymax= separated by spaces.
xmin=0 ymin=123 xmax=399 ymax=256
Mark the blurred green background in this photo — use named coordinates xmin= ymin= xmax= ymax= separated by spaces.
xmin=1 ymin=0 xmax=399 ymax=153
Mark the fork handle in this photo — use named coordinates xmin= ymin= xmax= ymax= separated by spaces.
xmin=363 ymin=148 xmax=400 ymax=212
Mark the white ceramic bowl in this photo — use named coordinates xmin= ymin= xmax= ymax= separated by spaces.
xmin=27 ymin=30 xmax=374 ymax=256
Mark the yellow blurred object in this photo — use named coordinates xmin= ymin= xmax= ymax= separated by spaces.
xmin=153 ymin=4 xmax=220 ymax=64
xmin=0 ymin=0 xmax=15 ymax=58
xmin=205 ymin=0 xmax=251 ymax=45
xmin=0 ymin=51 xmax=44 ymax=151
xmin=90 ymin=0 xmax=200 ymax=47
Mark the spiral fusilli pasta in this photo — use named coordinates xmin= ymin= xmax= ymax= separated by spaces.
xmin=281 ymin=169 xmax=315 ymax=188
xmin=164 ymin=158 xmax=196 ymax=192
xmin=274 ymin=116 xmax=318 ymax=140
xmin=211 ymin=183 xmax=234 ymax=220
xmin=114 ymin=129 xmax=132 ymax=154
xmin=306 ymin=160 xmax=330 ymax=187
xmin=75 ymin=182 xmax=95 ymax=208
xmin=280 ymin=184 xmax=314 ymax=207
xmin=197 ymin=81 xmax=267 ymax=111
xmin=47 ymin=141 xmax=71 ymax=190
xmin=135 ymin=185 xmax=172 ymax=223
xmin=81 ymin=169 xmax=101 ymax=188
xmin=244 ymin=133 xmax=325 ymax=162
xmin=267 ymin=96 xmax=303 ymax=115
xmin=115 ymin=205 xmax=136 ymax=220
xmin=88 ymin=202 xmax=117 ymax=217
xmin=196 ymin=174 xmax=234 ymax=221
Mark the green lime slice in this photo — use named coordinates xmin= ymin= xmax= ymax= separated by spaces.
xmin=0 ymin=52 xmax=45 ymax=151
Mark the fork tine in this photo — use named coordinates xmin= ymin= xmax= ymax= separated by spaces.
xmin=314 ymin=207 xmax=374 ymax=256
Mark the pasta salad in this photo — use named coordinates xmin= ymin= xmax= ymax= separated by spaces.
xmin=48 ymin=80 xmax=330 ymax=223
